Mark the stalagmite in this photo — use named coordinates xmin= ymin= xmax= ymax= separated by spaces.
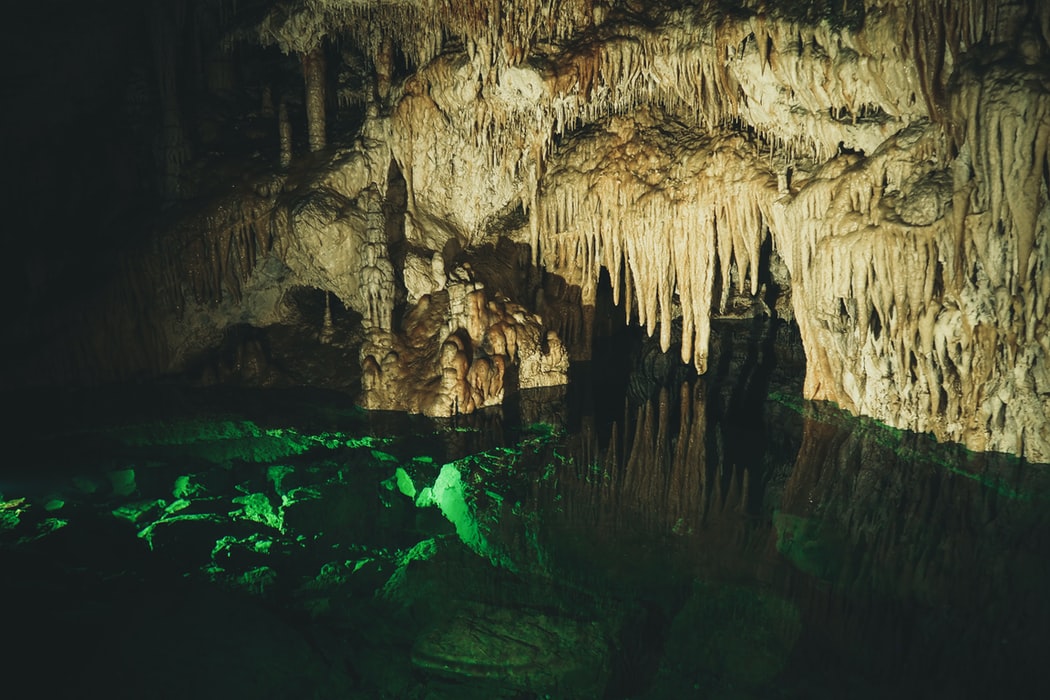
xmin=358 ymin=269 xmax=568 ymax=416
xmin=278 ymin=98 xmax=292 ymax=168
xmin=321 ymin=291 xmax=334 ymax=343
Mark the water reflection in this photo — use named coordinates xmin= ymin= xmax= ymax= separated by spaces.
xmin=1 ymin=321 xmax=1047 ymax=699
xmin=770 ymin=406 xmax=1050 ymax=699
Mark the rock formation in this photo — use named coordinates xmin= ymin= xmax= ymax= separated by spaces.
xmin=8 ymin=0 xmax=1049 ymax=461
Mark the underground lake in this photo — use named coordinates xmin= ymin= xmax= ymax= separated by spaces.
xmin=2 ymin=320 xmax=1047 ymax=699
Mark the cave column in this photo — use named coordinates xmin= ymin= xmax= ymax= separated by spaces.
xmin=375 ymin=37 xmax=394 ymax=103
xmin=278 ymin=97 xmax=292 ymax=168
xmin=300 ymin=45 xmax=327 ymax=152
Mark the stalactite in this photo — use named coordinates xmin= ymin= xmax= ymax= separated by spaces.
xmin=51 ymin=0 xmax=1047 ymax=460
xmin=150 ymin=0 xmax=191 ymax=205
xmin=769 ymin=33 xmax=1050 ymax=462
xmin=375 ymin=35 xmax=394 ymax=101
xmin=538 ymin=111 xmax=776 ymax=374
xmin=951 ymin=49 xmax=1050 ymax=296
xmin=301 ymin=45 xmax=327 ymax=152
xmin=356 ymin=188 xmax=396 ymax=331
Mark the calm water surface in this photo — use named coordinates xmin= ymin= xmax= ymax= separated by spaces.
xmin=2 ymin=321 xmax=1047 ymax=699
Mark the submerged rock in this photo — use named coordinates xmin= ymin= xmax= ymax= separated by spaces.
xmin=411 ymin=601 xmax=611 ymax=697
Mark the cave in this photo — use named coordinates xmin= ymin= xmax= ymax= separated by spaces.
xmin=2 ymin=1 xmax=1049 ymax=697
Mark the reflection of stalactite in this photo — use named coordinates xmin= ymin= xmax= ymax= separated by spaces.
xmin=545 ymin=381 xmax=735 ymax=538
xmin=778 ymin=408 xmax=1050 ymax=620
xmin=772 ymin=408 xmax=1050 ymax=694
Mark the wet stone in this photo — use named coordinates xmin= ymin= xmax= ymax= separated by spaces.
xmin=411 ymin=601 xmax=612 ymax=697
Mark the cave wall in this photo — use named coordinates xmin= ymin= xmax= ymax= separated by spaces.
xmin=14 ymin=0 xmax=1049 ymax=461
xmin=273 ymin=0 xmax=1048 ymax=460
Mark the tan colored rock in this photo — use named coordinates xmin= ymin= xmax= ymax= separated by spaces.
xmin=59 ymin=1 xmax=1050 ymax=462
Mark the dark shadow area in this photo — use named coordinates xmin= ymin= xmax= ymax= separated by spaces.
xmin=4 ymin=320 xmax=1045 ymax=699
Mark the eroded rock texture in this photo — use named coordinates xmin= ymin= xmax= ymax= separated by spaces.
xmin=15 ymin=0 xmax=1050 ymax=460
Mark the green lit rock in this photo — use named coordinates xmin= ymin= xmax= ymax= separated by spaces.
xmin=40 ymin=517 xmax=68 ymax=533
xmin=17 ymin=517 xmax=68 ymax=545
xmin=211 ymin=532 xmax=276 ymax=562
xmin=415 ymin=463 xmax=512 ymax=569
xmin=164 ymin=498 xmax=192 ymax=515
xmin=379 ymin=538 xmax=440 ymax=602
xmin=414 ymin=465 xmax=466 ymax=511
xmin=401 ymin=537 xmax=438 ymax=565
xmin=266 ymin=465 xmax=295 ymax=495
xmin=233 ymin=565 xmax=277 ymax=595
xmin=392 ymin=467 xmax=417 ymax=499
xmin=344 ymin=435 xmax=389 ymax=449
xmin=295 ymin=557 xmax=391 ymax=620
xmin=231 ymin=492 xmax=283 ymax=531
xmin=380 ymin=457 xmax=443 ymax=515
xmin=112 ymin=499 xmax=167 ymax=525
xmin=107 ymin=468 xmax=137 ymax=497
xmin=1 ymin=506 xmax=23 ymax=532
xmin=136 ymin=512 xmax=231 ymax=553
xmin=411 ymin=601 xmax=610 ymax=697
xmin=774 ymin=510 xmax=846 ymax=580
xmin=173 ymin=474 xmax=204 ymax=499
xmin=371 ymin=449 xmax=400 ymax=464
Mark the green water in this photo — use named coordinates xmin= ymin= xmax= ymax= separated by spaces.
xmin=1 ymin=322 xmax=1047 ymax=699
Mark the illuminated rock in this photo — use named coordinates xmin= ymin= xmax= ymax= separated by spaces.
xmin=360 ymin=272 xmax=568 ymax=416
xmin=19 ymin=0 xmax=1049 ymax=460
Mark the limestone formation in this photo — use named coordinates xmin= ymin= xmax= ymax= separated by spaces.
xmin=359 ymin=267 xmax=569 ymax=416
xmin=14 ymin=0 xmax=1050 ymax=462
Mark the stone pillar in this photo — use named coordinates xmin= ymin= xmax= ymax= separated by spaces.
xmin=278 ymin=98 xmax=292 ymax=168
xmin=300 ymin=46 xmax=326 ymax=152
xmin=261 ymin=85 xmax=274 ymax=118
xmin=376 ymin=37 xmax=393 ymax=102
